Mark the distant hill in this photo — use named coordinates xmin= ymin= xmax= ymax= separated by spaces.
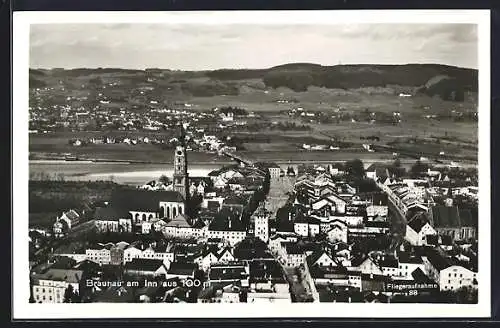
xmin=29 ymin=63 xmax=478 ymax=101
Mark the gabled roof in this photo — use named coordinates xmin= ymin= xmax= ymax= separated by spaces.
xmin=425 ymin=234 xmax=453 ymax=246
xmin=35 ymin=268 xmax=84 ymax=283
xmin=307 ymin=250 xmax=334 ymax=267
xmin=425 ymin=248 xmax=451 ymax=271
xmin=234 ymin=237 xmax=273 ymax=260
xmin=111 ymin=189 xmax=184 ymax=212
xmin=407 ymin=212 xmax=430 ymax=233
xmin=411 ymin=268 xmax=435 ymax=284
xmin=431 ymin=205 xmax=459 ymax=228
xmin=371 ymin=193 xmax=388 ymax=206
xmin=378 ymin=256 xmax=398 ymax=268
xmin=191 ymin=220 xmax=206 ymax=229
xmin=62 ymin=209 xmax=80 ymax=221
xmin=351 ymin=255 xmax=375 ymax=268
xmin=208 ymin=211 xmax=245 ymax=231
xmin=50 ymin=256 xmax=77 ymax=270
xmin=397 ymin=251 xmax=424 ymax=264
xmin=165 ymin=214 xmax=191 ymax=228
xmin=94 ymin=207 xmax=128 ymax=221
xmin=217 ymin=247 xmax=234 ymax=259
xmin=209 ymin=267 xmax=247 ymax=281
xmin=332 ymin=241 xmax=351 ymax=252
xmin=124 ymin=258 xmax=165 ymax=272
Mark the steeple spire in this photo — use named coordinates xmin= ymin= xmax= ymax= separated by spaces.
xmin=173 ymin=121 xmax=189 ymax=202
xmin=179 ymin=122 xmax=187 ymax=147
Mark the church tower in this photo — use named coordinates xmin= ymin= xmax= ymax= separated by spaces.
xmin=173 ymin=124 xmax=189 ymax=202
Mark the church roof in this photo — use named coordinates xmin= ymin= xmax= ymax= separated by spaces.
xmin=111 ymin=189 xmax=184 ymax=212
xmin=166 ymin=214 xmax=191 ymax=228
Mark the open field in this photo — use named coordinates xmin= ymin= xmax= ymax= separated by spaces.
xmin=169 ymin=85 xmax=477 ymax=115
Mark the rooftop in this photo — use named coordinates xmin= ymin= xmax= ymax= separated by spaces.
xmin=124 ymin=258 xmax=165 ymax=272
xmin=111 ymin=189 xmax=184 ymax=212
xmin=35 ymin=268 xmax=84 ymax=284
xmin=165 ymin=214 xmax=191 ymax=228
xmin=407 ymin=212 xmax=430 ymax=233
xmin=94 ymin=206 xmax=128 ymax=221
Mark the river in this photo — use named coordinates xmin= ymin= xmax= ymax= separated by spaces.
xmin=29 ymin=157 xmax=476 ymax=186
xmin=29 ymin=161 xmax=223 ymax=185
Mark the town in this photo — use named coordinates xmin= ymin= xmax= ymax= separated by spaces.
xmin=29 ymin=123 xmax=479 ymax=304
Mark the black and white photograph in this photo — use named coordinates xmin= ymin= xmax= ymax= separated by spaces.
xmin=12 ymin=10 xmax=491 ymax=319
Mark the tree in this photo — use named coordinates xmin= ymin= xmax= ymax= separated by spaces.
xmin=159 ymin=175 xmax=171 ymax=185
xmin=345 ymin=159 xmax=365 ymax=178
xmin=410 ymin=160 xmax=429 ymax=177
xmin=455 ymin=286 xmax=478 ymax=304
xmin=63 ymin=284 xmax=75 ymax=303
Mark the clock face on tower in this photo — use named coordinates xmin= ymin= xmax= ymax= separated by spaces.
xmin=177 ymin=150 xmax=183 ymax=156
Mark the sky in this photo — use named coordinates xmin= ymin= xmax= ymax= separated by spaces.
xmin=29 ymin=23 xmax=478 ymax=70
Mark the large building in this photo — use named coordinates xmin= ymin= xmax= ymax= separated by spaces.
xmin=32 ymin=269 xmax=84 ymax=303
xmin=110 ymin=189 xmax=185 ymax=225
xmin=253 ymin=208 xmax=270 ymax=243
xmin=429 ymin=205 xmax=477 ymax=241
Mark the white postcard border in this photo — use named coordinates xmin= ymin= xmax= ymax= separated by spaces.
xmin=13 ymin=9 xmax=491 ymax=319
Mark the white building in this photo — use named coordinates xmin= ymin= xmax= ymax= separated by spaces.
xmin=396 ymin=255 xmax=426 ymax=280
xmin=405 ymin=213 xmax=437 ymax=246
xmin=123 ymin=244 xmax=174 ymax=267
xmin=424 ymin=250 xmax=478 ymax=291
xmin=32 ymin=269 xmax=83 ymax=303
xmin=162 ymin=214 xmax=204 ymax=239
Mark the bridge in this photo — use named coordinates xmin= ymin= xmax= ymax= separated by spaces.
xmin=220 ymin=148 xmax=254 ymax=167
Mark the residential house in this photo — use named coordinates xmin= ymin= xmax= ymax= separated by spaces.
xmin=293 ymin=216 xmax=320 ymax=238
xmin=207 ymin=214 xmax=247 ymax=247
xmin=163 ymin=213 xmax=204 ymax=239
xmin=351 ymin=255 xmax=383 ymax=276
xmin=208 ymin=262 xmax=249 ymax=287
xmin=123 ymin=243 xmax=174 ymax=266
xmin=429 ymin=205 xmax=477 ymax=241
xmin=166 ymin=262 xmax=197 ymax=280
xmin=307 ymin=250 xmax=337 ymax=268
xmin=58 ymin=209 xmax=80 ymax=230
xmin=423 ymin=249 xmax=478 ymax=291
xmin=396 ymin=253 xmax=426 ymax=280
xmin=280 ymin=243 xmax=307 ymax=268
xmin=94 ymin=207 xmax=132 ymax=233
xmin=326 ymin=220 xmax=348 ymax=243
xmin=124 ymin=258 xmax=168 ymax=278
